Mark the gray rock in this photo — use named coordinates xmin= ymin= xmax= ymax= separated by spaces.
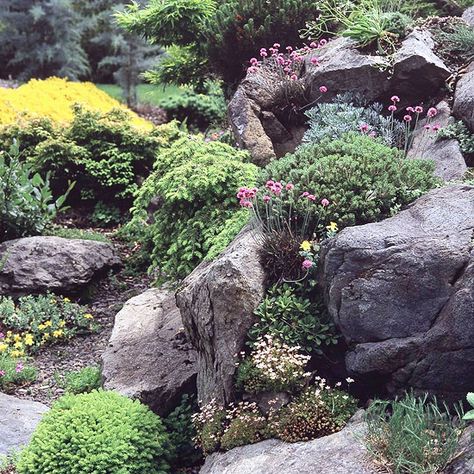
xmin=0 ymin=393 xmax=48 ymax=456
xmin=392 ymin=29 xmax=451 ymax=103
xmin=200 ymin=415 xmax=375 ymax=474
xmin=102 ymin=288 xmax=197 ymax=416
xmin=0 ymin=236 xmax=120 ymax=296
xmin=176 ymin=228 xmax=266 ymax=405
xmin=454 ymin=63 xmax=474 ymax=132
xmin=319 ymin=185 xmax=474 ymax=397
xmin=228 ymin=88 xmax=276 ymax=166
xmin=444 ymin=425 xmax=474 ymax=474
xmin=463 ymin=7 xmax=474 ymax=27
xmin=408 ymin=101 xmax=467 ymax=181
xmin=305 ymin=37 xmax=390 ymax=103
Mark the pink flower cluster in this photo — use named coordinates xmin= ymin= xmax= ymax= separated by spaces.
xmin=247 ymin=40 xmax=328 ymax=80
xmin=388 ymin=96 xmax=439 ymax=128
xmin=237 ymin=186 xmax=258 ymax=208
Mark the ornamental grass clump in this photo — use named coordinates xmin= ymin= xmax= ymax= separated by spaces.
xmin=236 ymin=336 xmax=311 ymax=394
xmin=365 ymin=393 xmax=463 ymax=474
xmin=17 ymin=390 xmax=172 ymax=474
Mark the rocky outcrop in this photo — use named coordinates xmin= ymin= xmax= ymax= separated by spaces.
xmin=0 ymin=393 xmax=48 ymax=456
xmin=230 ymin=29 xmax=451 ymax=164
xmin=176 ymin=229 xmax=266 ymax=405
xmin=102 ymin=288 xmax=197 ymax=416
xmin=0 ymin=236 xmax=120 ymax=296
xmin=444 ymin=425 xmax=474 ymax=474
xmin=200 ymin=412 xmax=375 ymax=474
xmin=463 ymin=7 xmax=474 ymax=27
xmin=408 ymin=101 xmax=467 ymax=181
xmin=319 ymin=185 xmax=474 ymax=398
xmin=454 ymin=63 xmax=474 ymax=132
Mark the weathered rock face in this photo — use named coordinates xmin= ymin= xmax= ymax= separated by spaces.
xmin=408 ymin=101 xmax=467 ymax=181
xmin=230 ymin=29 xmax=451 ymax=164
xmin=176 ymin=229 xmax=266 ymax=405
xmin=319 ymin=185 xmax=474 ymax=398
xmin=102 ymin=288 xmax=197 ymax=416
xmin=454 ymin=63 xmax=474 ymax=132
xmin=444 ymin=425 xmax=474 ymax=474
xmin=200 ymin=413 xmax=375 ymax=474
xmin=463 ymin=7 xmax=474 ymax=27
xmin=0 ymin=236 xmax=120 ymax=296
xmin=0 ymin=393 xmax=48 ymax=456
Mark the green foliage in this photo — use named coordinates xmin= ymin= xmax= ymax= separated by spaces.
xmin=0 ymin=293 xmax=97 ymax=354
xmin=91 ymin=201 xmax=122 ymax=227
xmin=0 ymin=142 xmax=73 ymax=242
xmin=463 ymin=393 xmax=474 ymax=421
xmin=117 ymin=0 xmax=217 ymax=47
xmin=43 ymin=226 xmax=109 ymax=243
xmin=206 ymin=0 xmax=320 ymax=85
xmin=270 ymin=385 xmax=357 ymax=442
xmin=249 ymin=284 xmax=338 ymax=354
xmin=0 ymin=354 xmax=37 ymax=391
xmin=163 ymin=395 xmax=202 ymax=467
xmin=303 ymin=98 xmax=405 ymax=148
xmin=57 ymin=366 xmax=102 ymax=394
xmin=365 ymin=393 xmax=463 ymax=474
xmin=262 ymin=133 xmax=439 ymax=230
xmin=124 ymin=135 xmax=257 ymax=279
xmin=0 ymin=110 xmax=183 ymax=208
xmin=438 ymin=121 xmax=474 ymax=163
xmin=17 ymin=390 xmax=172 ymax=474
xmin=143 ymin=44 xmax=210 ymax=89
xmin=158 ymin=81 xmax=227 ymax=131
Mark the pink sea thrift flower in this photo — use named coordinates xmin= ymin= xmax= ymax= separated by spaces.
xmin=388 ymin=105 xmax=397 ymax=112
xmin=321 ymin=198 xmax=330 ymax=207
xmin=250 ymin=58 xmax=258 ymax=66
xmin=310 ymin=57 xmax=319 ymax=65
xmin=319 ymin=85 xmax=328 ymax=93
xmin=285 ymin=183 xmax=294 ymax=191
xmin=301 ymin=191 xmax=310 ymax=197
xmin=415 ymin=106 xmax=423 ymax=114
xmin=273 ymin=43 xmax=280 ymax=49
xmin=263 ymin=195 xmax=271 ymax=203
xmin=0 ymin=332 xmax=4 ymax=339
xmin=286 ymin=46 xmax=293 ymax=52
xmin=319 ymin=39 xmax=327 ymax=47
xmin=424 ymin=124 xmax=431 ymax=130
xmin=404 ymin=115 xmax=412 ymax=122
xmin=391 ymin=95 xmax=400 ymax=103
xmin=360 ymin=123 xmax=369 ymax=133
xmin=433 ymin=124 xmax=441 ymax=132
xmin=0 ymin=370 xmax=5 ymax=377
xmin=247 ymin=66 xmax=258 ymax=74
xmin=310 ymin=41 xmax=318 ymax=48
xmin=406 ymin=106 xmax=415 ymax=113
xmin=302 ymin=259 xmax=314 ymax=270
xmin=307 ymin=194 xmax=316 ymax=201
xmin=290 ymin=74 xmax=298 ymax=81
xmin=15 ymin=363 xmax=23 ymax=373
xmin=427 ymin=107 xmax=438 ymax=118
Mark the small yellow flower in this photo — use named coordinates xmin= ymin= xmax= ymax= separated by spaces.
xmin=326 ymin=222 xmax=338 ymax=233
xmin=38 ymin=323 xmax=46 ymax=331
xmin=0 ymin=343 xmax=7 ymax=352
xmin=84 ymin=313 xmax=94 ymax=320
xmin=44 ymin=320 xmax=52 ymax=328
xmin=14 ymin=341 xmax=23 ymax=349
xmin=10 ymin=349 xmax=22 ymax=358
xmin=52 ymin=329 xmax=64 ymax=338
xmin=300 ymin=240 xmax=312 ymax=252
xmin=58 ymin=320 xmax=66 ymax=328
xmin=63 ymin=297 xmax=71 ymax=303
xmin=24 ymin=334 xmax=34 ymax=346
xmin=42 ymin=333 xmax=50 ymax=341
xmin=13 ymin=334 xmax=21 ymax=342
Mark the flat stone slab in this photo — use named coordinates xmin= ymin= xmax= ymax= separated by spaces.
xmin=0 ymin=393 xmax=48 ymax=456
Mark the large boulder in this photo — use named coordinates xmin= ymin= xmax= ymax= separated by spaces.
xmin=453 ymin=62 xmax=474 ymax=132
xmin=444 ymin=425 xmax=474 ymax=474
xmin=230 ymin=30 xmax=451 ymax=164
xmin=319 ymin=185 xmax=474 ymax=398
xmin=102 ymin=288 xmax=197 ymax=416
xmin=0 ymin=236 xmax=120 ymax=296
xmin=176 ymin=228 xmax=266 ymax=405
xmin=200 ymin=413 xmax=375 ymax=474
xmin=408 ymin=101 xmax=467 ymax=181
xmin=0 ymin=393 xmax=48 ymax=456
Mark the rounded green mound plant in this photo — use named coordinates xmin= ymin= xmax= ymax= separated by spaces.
xmin=17 ymin=390 xmax=172 ymax=474
xmin=261 ymin=133 xmax=439 ymax=231
xmin=123 ymin=135 xmax=257 ymax=279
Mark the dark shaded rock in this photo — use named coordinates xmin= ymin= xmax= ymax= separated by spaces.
xmin=305 ymin=37 xmax=390 ymax=103
xmin=408 ymin=101 xmax=467 ymax=181
xmin=454 ymin=63 xmax=474 ymax=132
xmin=0 ymin=236 xmax=120 ymax=296
xmin=228 ymin=88 xmax=276 ymax=166
xmin=176 ymin=229 xmax=266 ymax=405
xmin=200 ymin=412 xmax=375 ymax=474
xmin=0 ymin=393 xmax=48 ymax=456
xmin=261 ymin=111 xmax=292 ymax=144
xmin=254 ymin=391 xmax=291 ymax=417
xmin=319 ymin=185 xmax=474 ymax=398
xmin=102 ymin=288 xmax=197 ymax=416
xmin=444 ymin=425 xmax=474 ymax=474
xmin=392 ymin=29 xmax=451 ymax=102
